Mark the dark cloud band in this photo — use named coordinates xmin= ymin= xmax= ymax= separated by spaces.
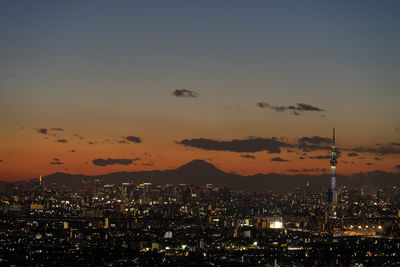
xmin=178 ymin=137 xmax=288 ymax=153
xmin=270 ymin=157 xmax=289 ymax=162
xmin=297 ymin=136 xmax=331 ymax=151
xmin=309 ymin=155 xmax=331 ymax=159
xmin=92 ymin=158 xmax=135 ymax=167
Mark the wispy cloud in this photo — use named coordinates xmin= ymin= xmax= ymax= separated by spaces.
xmin=347 ymin=152 xmax=359 ymax=157
xmin=49 ymin=158 xmax=64 ymax=165
xmin=172 ymin=89 xmax=198 ymax=98
xmin=270 ymin=157 xmax=289 ymax=162
xmin=36 ymin=128 xmax=48 ymax=134
xmin=309 ymin=155 xmax=331 ymax=159
xmin=257 ymin=102 xmax=324 ymax=116
xmin=240 ymin=154 xmax=256 ymax=159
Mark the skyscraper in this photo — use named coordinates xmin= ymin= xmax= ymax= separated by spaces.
xmin=143 ymin=182 xmax=152 ymax=194
xmin=330 ymin=128 xmax=338 ymax=205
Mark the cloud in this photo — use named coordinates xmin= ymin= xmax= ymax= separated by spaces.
xmin=51 ymin=128 xmax=64 ymax=131
xmin=297 ymin=136 xmax=331 ymax=151
xmin=390 ymin=142 xmax=400 ymax=146
xmin=50 ymin=158 xmax=64 ymax=165
xmin=257 ymin=102 xmax=324 ymax=115
xmin=294 ymin=103 xmax=324 ymax=112
xmin=348 ymin=146 xmax=400 ymax=155
xmin=287 ymin=169 xmax=300 ymax=172
xmin=396 ymin=165 xmax=400 ymax=170
xmin=240 ymin=154 xmax=256 ymax=159
xmin=125 ymin=136 xmax=142 ymax=143
xmin=347 ymin=152 xmax=359 ymax=157
xmin=309 ymin=155 xmax=331 ymax=159
xmin=56 ymin=139 xmax=68 ymax=143
xmin=270 ymin=157 xmax=289 ymax=162
xmin=92 ymin=158 xmax=136 ymax=167
xmin=287 ymin=149 xmax=307 ymax=156
xmin=70 ymin=149 xmax=76 ymax=152
xmin=299 ymin=156 xmax=305 ymax=160
xmin=50 ymin=161 xmax=63 ymax=165
xmin=0 ymin=160 xmax=3 ymax=163
xmin=36 ymin=128 xmax=48 ymax=134
xmin=74 ymin=133 xmax=84 ymax=140
xmin=172 ymin=89 xmax=198 ymax=98
xmin=177 ymin=137 xmax=289 ymax=153
xmin=374 ymin=157 xmax=381 ymax=161
xmin=366 ymin=162 xmax=374 ymax=166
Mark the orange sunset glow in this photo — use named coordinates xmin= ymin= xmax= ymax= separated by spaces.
xmin=0 ymin=1 xmax=399 ymax=182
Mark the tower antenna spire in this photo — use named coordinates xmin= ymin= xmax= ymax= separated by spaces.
xmin=333 ymin=127 xmax=335 ymax=146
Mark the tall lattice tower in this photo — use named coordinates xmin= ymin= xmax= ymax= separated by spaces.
xmin=330 ymin=127 xmax=338 ymax=205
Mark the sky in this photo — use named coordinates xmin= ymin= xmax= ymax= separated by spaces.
xmin=1 ymin=1 xmax=400 ymax=181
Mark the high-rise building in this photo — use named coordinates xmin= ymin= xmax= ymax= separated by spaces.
xmin=143 ymin=182 xmax=152 ymax=194
xmin=330 ymin=127 xmax=338 ymax=205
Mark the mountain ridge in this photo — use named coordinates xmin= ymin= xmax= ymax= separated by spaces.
xmin=5 ymin=159 xmax=400 ymax=192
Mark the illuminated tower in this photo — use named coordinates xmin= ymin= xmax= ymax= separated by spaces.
xmin=330 ymin=128 xmax=338 ymax=205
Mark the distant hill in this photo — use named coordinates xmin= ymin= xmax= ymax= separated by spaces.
xmin=27 ymin=159 xmax=400 ymax=192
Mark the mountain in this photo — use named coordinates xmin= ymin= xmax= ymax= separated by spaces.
xmin=21 ymin=159 xmax=400 ymax=192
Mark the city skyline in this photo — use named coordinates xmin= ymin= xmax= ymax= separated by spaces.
xmin=2 ymin=2 xmax=400 ymax=266
xmin=1 ymin=1 xmax=400 ymax=181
